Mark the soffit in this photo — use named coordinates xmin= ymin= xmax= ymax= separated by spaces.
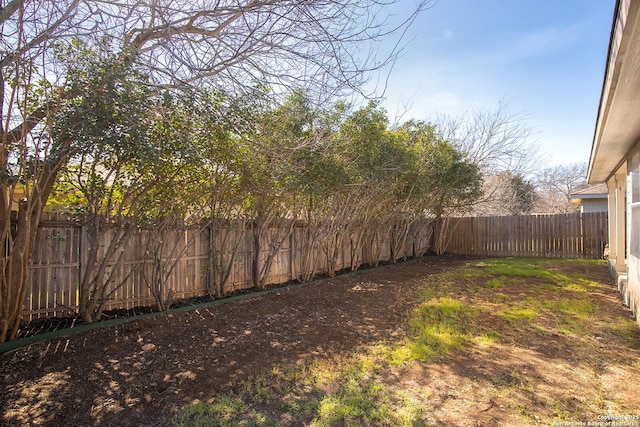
xmin=589 ymin=0 xmax=640 ymax=183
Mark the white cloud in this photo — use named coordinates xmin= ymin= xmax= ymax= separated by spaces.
xmin=427 ymin=30 xmax=455 ymax=43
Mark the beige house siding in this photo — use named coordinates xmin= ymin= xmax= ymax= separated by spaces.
xmin=580 ymin=199 xmax=608 ymax=214
xmin=628 ymin=256 xmax=640 ymax=315
xmin=570 ymin=183 xmax=608 ymax=214
xmin=625 ymin=143 xmax=640 ymax=316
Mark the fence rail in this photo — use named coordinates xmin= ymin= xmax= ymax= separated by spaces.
xmin=444 ymin=212 xmax=608 ymax=259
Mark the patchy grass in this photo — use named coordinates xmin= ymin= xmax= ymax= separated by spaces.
xmin=405 ymin=296 xmax=479 ymax=362
xmin=174 ymin=345 xmax=428 ymax=427
xmin=172 ymin=257 xmax=640 ymax=426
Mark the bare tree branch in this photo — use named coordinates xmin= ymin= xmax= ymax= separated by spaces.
xmin=0 ymin=0 xmax=22 ymax=25
xmin=437 ymin=100 xmax=539 ymax=174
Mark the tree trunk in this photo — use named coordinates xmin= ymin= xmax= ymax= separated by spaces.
xmin=0 ymin=163 xmax=59 ymax=342
xmin=251 ymin=219 xmax=263 ymax=289
xmin=208 ymin=219 xmax=243 ymax=298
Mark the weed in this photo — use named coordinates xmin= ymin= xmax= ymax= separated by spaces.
xmin=476 ymin=330 xmax=505 ymax=346
xmin=488 ymin=293 xmax=510 ymax=303
xmin=172 ymin=397 xmax=260 ymax=427
xmin=407 ymin=297 xmax=479 ymax=361
xmin=485 ymin=277 xmax=506 ymax=288
xmin=498 ymin=305 xmax=538 ymax=322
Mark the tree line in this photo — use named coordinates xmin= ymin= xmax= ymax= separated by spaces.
xmin=49 ymin=51 xmax=483 ymax=325
xmin=0 ymin=0 xmax=450 ymax=342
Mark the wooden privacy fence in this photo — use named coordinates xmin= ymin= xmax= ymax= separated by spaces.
xmin=443 ymin=212 xmax=608 ymax=259
xmin=22 ymin=212 xmax=607 ymax=321
xmin=24 ymin=214 xmax=434 ymax=320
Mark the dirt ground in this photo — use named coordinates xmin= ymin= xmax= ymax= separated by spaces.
xmin=1 ymin=255 xmax=639 ymax=426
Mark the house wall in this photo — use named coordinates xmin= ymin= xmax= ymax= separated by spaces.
xmin=628 ymin=256 xmax=640 ymax=315
xmin=626 ymin=143 xmax=640 ymax=321
xmin=581 ymin=199 xmax=608 ymax=213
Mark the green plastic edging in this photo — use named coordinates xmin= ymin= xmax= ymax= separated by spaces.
xmin=0 ymin=256 xmax=427 ymax=354
xmin=0 ymin=282 xmax=305 ymax=354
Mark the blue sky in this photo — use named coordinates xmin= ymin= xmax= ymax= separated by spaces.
xmin=373 ymin=0 xmax=614 ymax=167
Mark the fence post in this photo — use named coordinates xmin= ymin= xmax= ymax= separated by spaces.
xmin=77 ymin=224 xmax=88 ymax=313
xmin=289 ymin=227 xmax=296 ymax=282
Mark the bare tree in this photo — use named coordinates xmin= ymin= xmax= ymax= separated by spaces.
xmin=534 ymin=162 xmax=586 ymax=214
xmin=470 ymin=172 xmax=538 ymax=216
xmin=435 ymin=100 xmax=540 ymax=218
xmin=437 ymin=100 xmax=539 ymax=174
xmin=97 ymin=0 xmax=432 ymax=100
